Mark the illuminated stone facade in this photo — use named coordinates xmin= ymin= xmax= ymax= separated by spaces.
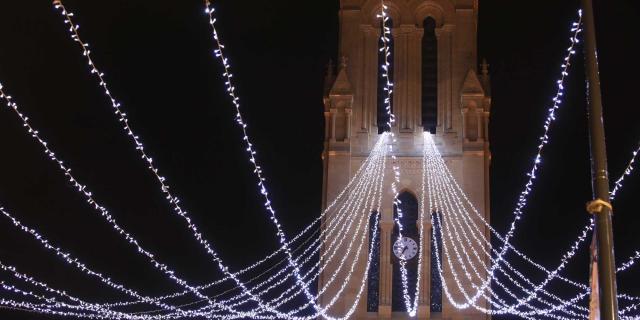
xmin=319 ymin=0 xmax=492 ymax=319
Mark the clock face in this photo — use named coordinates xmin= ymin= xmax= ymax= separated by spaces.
xmin=393 ymin=237 xmax=418 ymax=260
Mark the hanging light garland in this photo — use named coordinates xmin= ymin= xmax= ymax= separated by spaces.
xmin=51 ymin=3 xmax=284 ymax=317
xmin=376 ymin=2 xmax=422 ymax=315
xmin=115 ymin=148 xmax=386 ymax=313
xmin=130 ymin=139 xmax=390 ymax=319
xmin=51 ymin=2 xmax=400 ymax=318
xmin=3 ymin=71 xmax=393 ymax=318
xmin=52 ymin=0 xmax=396 ymax=317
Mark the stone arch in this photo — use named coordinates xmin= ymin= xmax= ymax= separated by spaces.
xmin=362 ymin=0 xmax=412 ymax=26
xmin=393 ymin=190 xmax=419 ymax=227
xmin=408 ymin=0 xmax=456 ymax=27
xmin=396 ymin=187 xmax=420 ymax=204
xmin=396 ymin=187 xmax=419 ymax=200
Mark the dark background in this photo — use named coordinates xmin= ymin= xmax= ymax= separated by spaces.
xmin=0 ymin=0 xmax=638 ymax=318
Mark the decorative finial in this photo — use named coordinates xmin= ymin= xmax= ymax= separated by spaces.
xmin=325 ymin=60 xmax=336 ymax=79
xmin=340 ymin=56 xmax=348 ymax=70
xmin=481 ymin=58 xmax=489 ymax=76
xmin=323 ymin=60 xmax=335 ymax=97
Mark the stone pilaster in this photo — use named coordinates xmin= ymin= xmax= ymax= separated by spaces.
xmin=413 ymin=28 xmax=425 ymax=131
xmin=417 ymin=222 xmax=432 ymax=319
xmin=436 ymin=25 xmax=454 ymax=133
xmin=361 ymin=25 xmax=380 ymax=132
xmin=330 ymin=108 xmax=338 ymax=143
xmin=393 ymin=25 xmax=419 ymax=133
xmin=378 ymin=220 xmax=393 ymax=318
xmin=475 ymin=107 xmax=483 ymax=142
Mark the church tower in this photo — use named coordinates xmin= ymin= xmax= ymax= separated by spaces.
xmin=319 ymin=0 xmax=491 ymax=319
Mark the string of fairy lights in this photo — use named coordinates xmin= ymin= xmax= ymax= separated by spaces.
xmin=377 ymin=2 xmax=424 ymax=316
xmin=0 ymin=0 xmax=639 ymax=319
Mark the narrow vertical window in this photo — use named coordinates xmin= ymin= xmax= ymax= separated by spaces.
xmin=430 ymin=211 xmax=443 ymax=313
xmin=422 ymin=17 xmax=438 ymax=133
xmin=377 ymin=18 xmax=394 ymax=134
xmin=367 ymin=211 xmax=381 ymax=312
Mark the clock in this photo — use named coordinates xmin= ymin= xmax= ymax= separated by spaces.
xmin=392 ymin=237 xmax=418 ymax=260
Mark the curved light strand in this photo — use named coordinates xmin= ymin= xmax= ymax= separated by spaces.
xmin=52 ymin=3 xmax=289 ymax=318
xmin=3 ymin=71 xmax=390 ymax=317
xmin=610 ymin=142 xmax=640 ymax=200
xmin=426 ymin=135 xmax=590 ymax=318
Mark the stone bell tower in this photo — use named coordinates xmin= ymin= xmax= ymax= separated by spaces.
xmin=319 ymin=0 xmax=491 ymax=319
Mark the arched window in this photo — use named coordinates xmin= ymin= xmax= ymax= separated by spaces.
xmin=367 ymin=211 xmax=381 ymax=312
xmin=391 ymin=191 xmax=419 ymax=312
xmin=422 ymin=17 xmax=438 ymax=133
xmin=430 ymin=211 xmax=443 ymax=313
xmin=377 ymin=18 xmax=394 ymax=134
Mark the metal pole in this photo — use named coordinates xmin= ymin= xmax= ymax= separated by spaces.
xmin=580 ymin=0 xmax=620 ymax=319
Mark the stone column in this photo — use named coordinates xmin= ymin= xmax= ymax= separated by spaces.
xmin=346 ymin=108 xmax=353 ymax=142
xmin=361 ymin=25 xmax=380 ymax=132
xmin=475 ymin=108 xmax=483 ymax=142
xmin=330 ymin=108 xmax=338 ymax=142
xmin=461 ymin=108 xmax=468 ymax=143
xmin=324 ymin=110 xmax=332 ymax=141
xmin=378 ymin=220 xmax=393 ymax=318
xmin=484 ymin=110 xmax=490 ymax=143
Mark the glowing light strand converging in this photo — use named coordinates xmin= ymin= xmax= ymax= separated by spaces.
xmin=377 ymin=2 xmax=423 ymax=316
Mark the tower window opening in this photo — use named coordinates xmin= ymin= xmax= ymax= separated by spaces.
xmin=377 ymin=18 xmax=394 ymax=134
xmin=422 ymin=17 xmax=438 ymax=134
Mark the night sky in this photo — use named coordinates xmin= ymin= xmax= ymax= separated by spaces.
xmin=0 ymin=1 xmax=639 ymax=319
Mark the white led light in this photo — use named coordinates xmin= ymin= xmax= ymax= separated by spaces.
xmin=611 ymin=143 xmax=640 ymax=200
